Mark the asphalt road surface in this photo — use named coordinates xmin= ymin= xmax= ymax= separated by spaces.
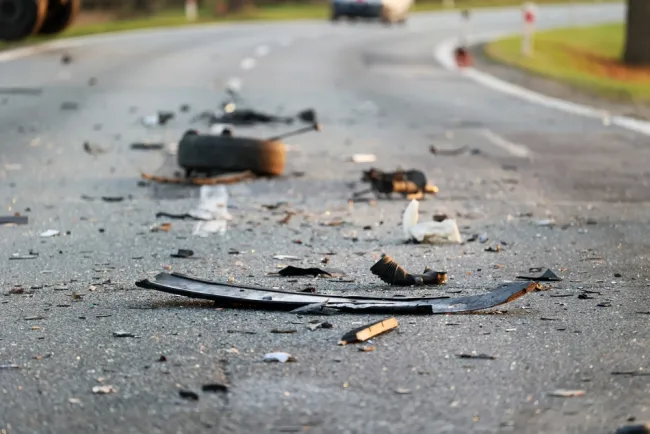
xmin=2 ymin=3 xmax=649 ymax=434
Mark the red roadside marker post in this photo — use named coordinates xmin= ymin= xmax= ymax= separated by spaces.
xmin=522 ymin=2 xmax=538 ymax=57
xmin=455 ymin=9 xmax=473 ymax=68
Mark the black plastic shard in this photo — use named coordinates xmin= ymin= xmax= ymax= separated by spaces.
xmin=135 ymin=272 xmax=537 ymax=315
xmin=516 ymin=269 xmax=562 ymax=282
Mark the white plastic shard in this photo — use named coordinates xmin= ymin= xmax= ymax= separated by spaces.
xmin=402 ymin=199 xmax=462 ymax=244
xmin=402 ymin=199 xmax=419 ymax=238
xmin=409 ymin=219 xmax=462 ymax=244
xmin=190 ymin=185 xmax=232 ymax=237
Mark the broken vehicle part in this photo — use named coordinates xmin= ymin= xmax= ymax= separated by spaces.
xmin=135 ymin=272 xmax=537 ymax=314
xmin=266 ymin=122 xmax=321 ymax=142
xmin=37 ymin=0 xmax=80 ymax=35
xmin=403 ymin=200 xmax=462 ymax=244
xmin=370 ymin=254 xmax=447 ymax=286
xmin=0 ymin=216 xmax=28 ymax=225
xmin=178 ymin=123 xmax=319 ymax=177
xmin=177 ymin=130 xmax=286 ymax=177
xmin=338 ymin=317 xmax=398 ymax=345
xmin=356 ymin=168 xmax=438 ymax=200
xmin=517 ymin=269 xmax=562 ymax=282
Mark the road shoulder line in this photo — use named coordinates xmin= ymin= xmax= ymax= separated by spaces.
xmin=433 ymin=33 xmax=650 ymax=137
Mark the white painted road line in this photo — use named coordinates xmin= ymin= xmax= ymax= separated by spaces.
xmin=433 ymin=34 xmax=650 ymax=137
xmin=240 ymin=57 xmax=256 ymax=70
xmin=481 ymin=128 xmax=532 ymax=158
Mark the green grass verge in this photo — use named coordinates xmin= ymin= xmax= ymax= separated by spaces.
xmin=485 ymin=22 xmax=650 ymax=102
xmin=0 ymin=0 xmax=622 ymax=50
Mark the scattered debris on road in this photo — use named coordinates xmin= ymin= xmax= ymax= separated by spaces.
xmin=179 ymin=389 xmax=199 ymax=401
xmin=135 ymin=270 xmax=537 ymax=314
xmin=189 ymin=185 xmax=232 ymax=237
xmin=615 ymin=423 xmax=650 ymax=434
xmin=356 ymin=168 xmax=438 ymax=200
xmin=350 ymin=154 xmax=377 ymax=163
xmin=0 ymin=364 xmax=21 ymax=370
xmin=170 ymin=249 xmax=194 ymax=258
xmin=370 ymin=254 xmax=448 ymax=286
xmin=403 ymin=200 xmax=462 ymax=244
xmin=264 ymin=352 xmax=297 ymax=363
xmin=83 ymin=141 xmax=107 ymax=156
xmin=277 ymin=266 xmax=335 ymax=278
xmin=456 ymin=353 xmax=496 ymax=360
xmin=141 ymin=111 xmax=175 ymax=127
xmin=0 ymin=215 xmax=28 ymax=226
xmin=92 ymin=385 xmax=117 ymax=395
xmin=151 ymin=222 xmax=172 ymax=232
xmin=517 ymin=269 xmax=563 ymax=282
xmin=113 ymin=331 xmax=137 ymax=338
xmin=9 ymin=253 xmax=38 ymax=260
xmin=547 ymin=389 xmax=585 ymax=398
xmin=131 ymin=142 xmax=165 ymax=150
xmin=338 ymin=317 xmax=398 ymax=345
xmin=202 ymin=383 xmax=228 ymax=393
xmin=40 ymin=229 xmax=60 ymax=238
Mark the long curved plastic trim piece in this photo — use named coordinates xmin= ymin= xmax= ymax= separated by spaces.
xmin=135 ymin=272 xmax=537 ymax=315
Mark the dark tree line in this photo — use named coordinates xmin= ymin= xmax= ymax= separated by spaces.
xmin=624 ymin=0 xmax=650 ymax=65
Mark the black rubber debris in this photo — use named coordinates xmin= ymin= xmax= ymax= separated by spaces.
xmin=170 ymin=249 xmax=194 ymax=259
xmin=179 ymin=390 xmax=199 ymax=401
xmin=131 ymin=142 xmax=165 ymax=150
xmin=278 ymin=266 xmax=332 ymax=277
xmin=135 ymin=272 xmax=537 ymax=315
xmin=0 ymin=216 xmax=28 ymax=225
xmin=202 ymin=383 xmax=229 ymax=393
xmin=517 ymin=268 xmax=562 ymax=282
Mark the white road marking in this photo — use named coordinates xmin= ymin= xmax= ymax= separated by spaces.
xmin=481 ymin=128 xmax=531 ymax=158
xmin=240 ymin=57 xmax=256 ymax=70
xmin=433 ymin=34 xmax=650 ymax=137
xmin=255 ymin=45 xmax=270 ymax=57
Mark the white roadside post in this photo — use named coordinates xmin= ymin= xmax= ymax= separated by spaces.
xmin=521 ymin=2 xmax=537 ymax=57
xmin=186 ymin=0 xmax=198 ymax=22
xmin=460 ymin=9 xmax=471 ymax=48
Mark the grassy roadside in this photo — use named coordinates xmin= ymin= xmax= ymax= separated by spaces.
xmin=1 ymin=0 xmax=621 ymax=50
xmin=485 ymin=23 xmax=650 ymax=102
